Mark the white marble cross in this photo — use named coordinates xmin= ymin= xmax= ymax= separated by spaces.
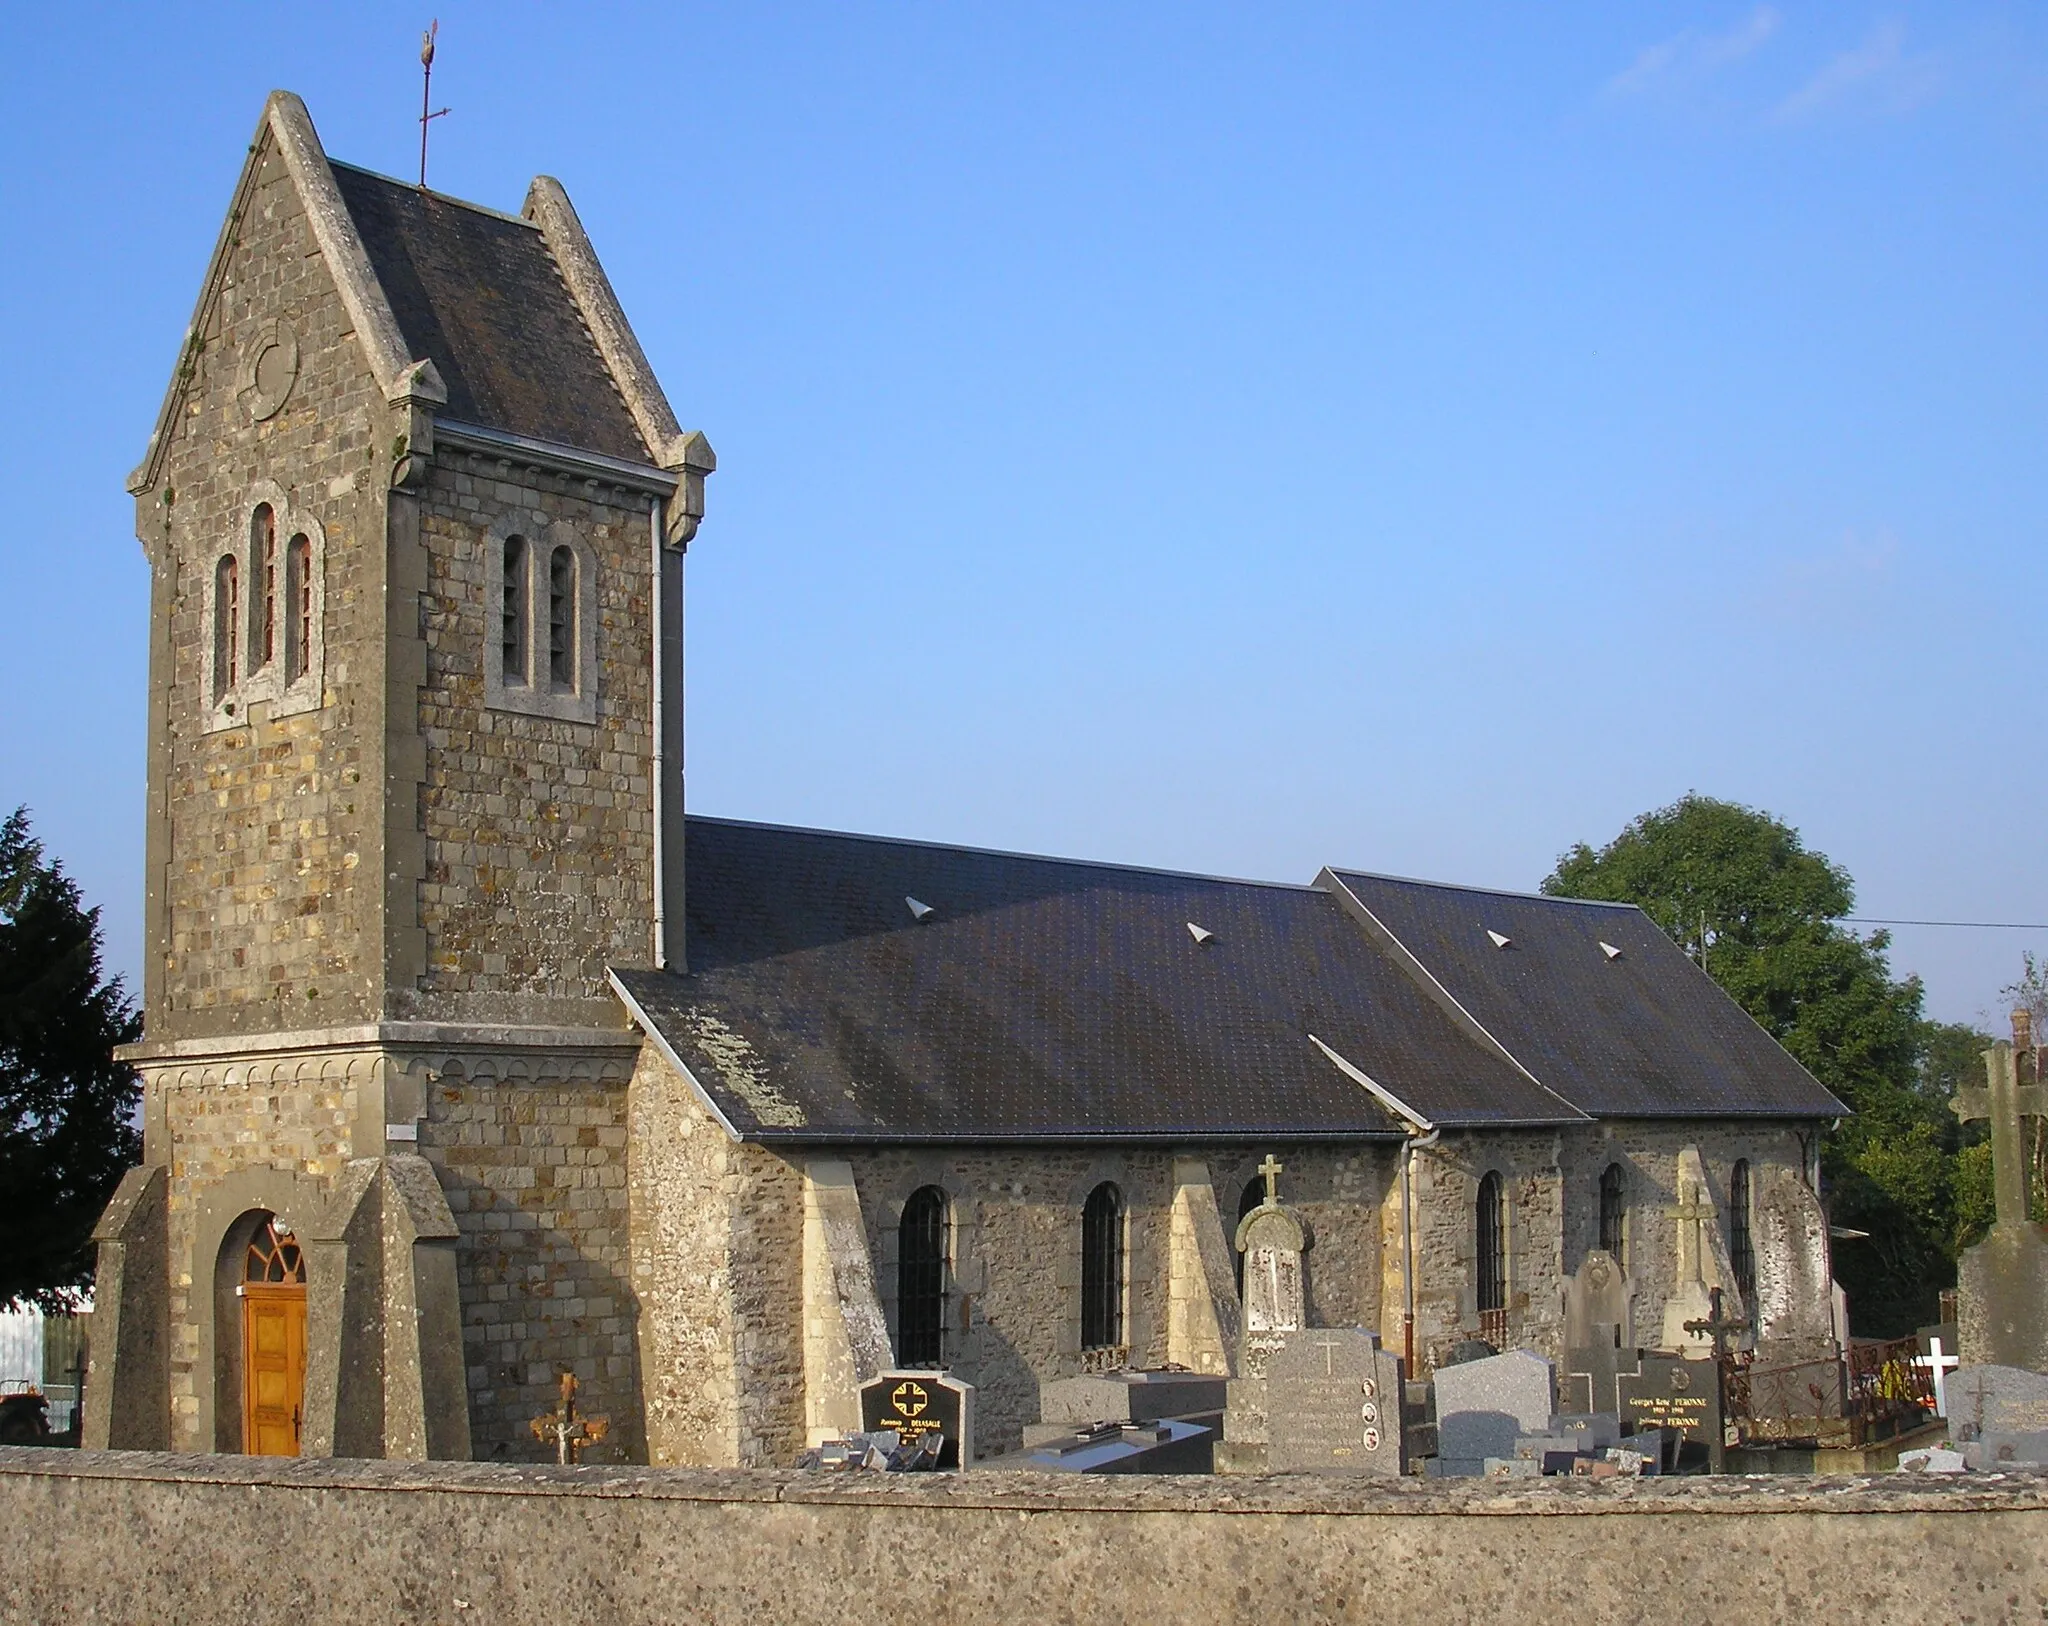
xmin=1913 ymin=1336 xmax=1960 ymax=1418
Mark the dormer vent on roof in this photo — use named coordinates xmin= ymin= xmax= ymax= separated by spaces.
xmin=1486 ymin=930 xmax=1512 ymax=949
xmin=905 ymin=896 xmax=935 ymax=923
xmin=1187 ymin=923 xmax=1215 ymax=945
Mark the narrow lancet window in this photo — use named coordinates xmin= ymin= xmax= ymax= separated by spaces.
xmin=1477 ymin=1171 xmax=1506 ymax=1316
xmin=254 ymin=504 xmax=277 ymax=671
xmin=502 ymin=535 xmax=528 ymax=685
xmin=1730 ymin=1159 xmax=1756 ymax=1304
xmin=548 ymin=544 xmax=574 ymax=689
xmin=1598 ymin=1162 xmax=1627 ymax=1262
xmin=897 ymin=1186 xmax=948 ymax=1367
xmin=1081 ymin=1182 xmax=1124 ymax=1350
xmin=214 ymin=554 xmax=240 ymax=702
xmin=287 ymin=534 xmax=312 ymax=682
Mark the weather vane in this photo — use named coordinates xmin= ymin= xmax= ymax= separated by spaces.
xmin=418 ymin=20 xmax=451 ymax=192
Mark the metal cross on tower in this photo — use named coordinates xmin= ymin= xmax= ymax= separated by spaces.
xmin=417 ymin=20 xmax=451 ymax=191
xmin=1953 ymin=1023 xmax=2048 ymax=1231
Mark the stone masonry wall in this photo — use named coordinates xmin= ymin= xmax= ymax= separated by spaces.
xmin=6 ymin=1451 xmax=2044 ymax=1626
xmin=626 ymin=1046 xmax=810 ymax=1469
xmin=418 ymin=1051 xmax=642 ymax=1463
xmin=404 ymin=452 xmax=656 ymax=1029
xmin=149 ymin=1054 xmax=364 ymax=1451
xmin=148 ymin=133 xmax=389 ymax=1041
xmin=839 ymin=1145 xmax=1391 ymax=1457
xmin=1406 ymin=1121 xmax=1828 ymax=1372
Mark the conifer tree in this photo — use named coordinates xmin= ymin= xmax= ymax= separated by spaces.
xmin=0 ymin=808 xmax=141 ymax=1309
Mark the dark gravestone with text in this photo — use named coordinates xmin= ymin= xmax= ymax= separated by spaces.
xmin=1617 ymin=1356 xmax=1721 ymax=1466
xmin=861 ymin=1371 xmax=974 ymax=1468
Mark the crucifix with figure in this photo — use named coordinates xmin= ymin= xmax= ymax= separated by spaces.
xmin=1682 ymin=1286 xmax=1746 ymax=1476
xmin=530 ymin=1371 xmax=609 ymax=1465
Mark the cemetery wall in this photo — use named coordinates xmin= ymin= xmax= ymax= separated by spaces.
xmin=3 ymin=1449 xmax=2043 ymax=1626
xmin=840 ymin=1145 xmax=1392 ymax=1455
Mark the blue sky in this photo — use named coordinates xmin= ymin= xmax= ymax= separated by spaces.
xmin=3 ymin=4 xmax=2046 ymax=1027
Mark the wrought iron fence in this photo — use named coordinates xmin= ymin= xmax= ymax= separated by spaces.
xmin=1722 ymin=1335 xmax=1933 ymax=1446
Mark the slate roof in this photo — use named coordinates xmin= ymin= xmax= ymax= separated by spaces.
xmin=608 ymin=821 xmax=1844 ymax=1144
xmin=1323 ymin=871 xmax=1850 ymax=1120
xmin=609 ymin=819 xmax=1573 ymax=1144
xmin=329 ymin=162 xmax=650 ymax=463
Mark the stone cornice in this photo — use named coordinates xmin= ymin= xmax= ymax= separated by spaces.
xmin=118 ymin=1021 xmax=641 ymax=1066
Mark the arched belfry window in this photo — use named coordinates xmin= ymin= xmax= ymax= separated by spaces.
xmin=502 ymin=535 xmax=529 ymax=686
xmin=213 ymin=553 xmax=240 ymax=703
xmin=487 ymin=521 xmax=596 ymax=723
xmin=207 ymin=492 xmax=324 ymax=727
xmin=897 ymin=1186 xmax=948 ymax=1368
xmin=287 ymin=534 xmax=313 ymax=682
xmin=253 ymin=504 xmax=278 ymax=672
xmin=1476 ymin=1171 xmax=1507 ymax=1316
xmin=1729 ymin=1159 xmax=1756 ymax=1304
xmin=548 ymin=545 xmax=575 ymax=690
xmin=1081 ymin=1182 xmax=1125 ymax=1351
xmin=1598 ymin=1162 xmax=1627 ymax=1262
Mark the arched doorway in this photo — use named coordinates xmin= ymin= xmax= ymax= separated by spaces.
xmin=239 ymin=1214 xmax=306 ymax=1456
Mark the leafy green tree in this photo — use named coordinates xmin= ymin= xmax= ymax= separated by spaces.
xmin=0 ymin=808 xmax=141 ymax=1309
xmin=1542 ymin=792 xmax=1964 ymax=1336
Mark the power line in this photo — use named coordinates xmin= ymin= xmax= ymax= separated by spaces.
xmin=1850 ymin=917 xmax=2048 ymax=929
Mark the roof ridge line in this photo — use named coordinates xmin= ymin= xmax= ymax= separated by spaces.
xmin=686 ymin=813 xmax=1328 ymax=894
xmin=1330 ymin=866 xmax=1646 ymax=912
xmin=326 ymin=158 xmax=541 ymax=230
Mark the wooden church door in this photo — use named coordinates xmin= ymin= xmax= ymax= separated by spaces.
xmin=240 ymin=1217 xmax=307 ymax=1456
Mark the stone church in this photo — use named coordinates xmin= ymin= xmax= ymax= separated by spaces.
xmin=84 ymin=92 xmax=1842 ymax=1467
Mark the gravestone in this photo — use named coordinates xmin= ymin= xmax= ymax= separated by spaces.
xmin=1563 ymin=1250 xmax=1640 ymax=1415
xmin=1617 ymin=1354 xmax=1722 ymax=1467
xmin=1215 ymin=1156 xmax=1310 ymax=1474
xmin=1263 ymin=1328 xmax=1405 ymax=1476
xmin=1944 ymin=1364 xmax=2048 ymax=1445
xmin=1962 ymin=1430 xmax=2048 ymax=1470
xmin=1953 ymin=1030 xmax=2048 ymax=1373
xmin=861 ymin=1370 xmax=974 ymax=1469
xmin=1026 ymin=1370 xmax=1227 ymax=1448
xmin=1563 ymin=1250 xmax=1634 ymax=1354
xmin=1236 ymin=1154 xmax=1306 ymax=1347
xmin=1432 ymin=1349 xmax=1556 ymax=1474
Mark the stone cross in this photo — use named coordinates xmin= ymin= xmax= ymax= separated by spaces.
xmin=530 ymin=1371 xmax=610 ymax=1465
xmin=1954 ymin=1035 xmax=2047 ymax=1230
xmin=1258 ymin=1154 xmax=1284 ymax=1205
xmin=1667 ymin=1178 xmax=1712 ymax=1285
xmin=1311 ymin=1332 xmax=1346 ymax=1375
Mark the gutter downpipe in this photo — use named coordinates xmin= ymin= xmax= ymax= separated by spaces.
xmin=1402 ymin=1124 xmax=1442 ymax=1378
xmin=649 ymin=497 xmax=670 ymax=968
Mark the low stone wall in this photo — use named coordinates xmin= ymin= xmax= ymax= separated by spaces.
xmin=2 ymin=1449 xmax=2044 ymax=1625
